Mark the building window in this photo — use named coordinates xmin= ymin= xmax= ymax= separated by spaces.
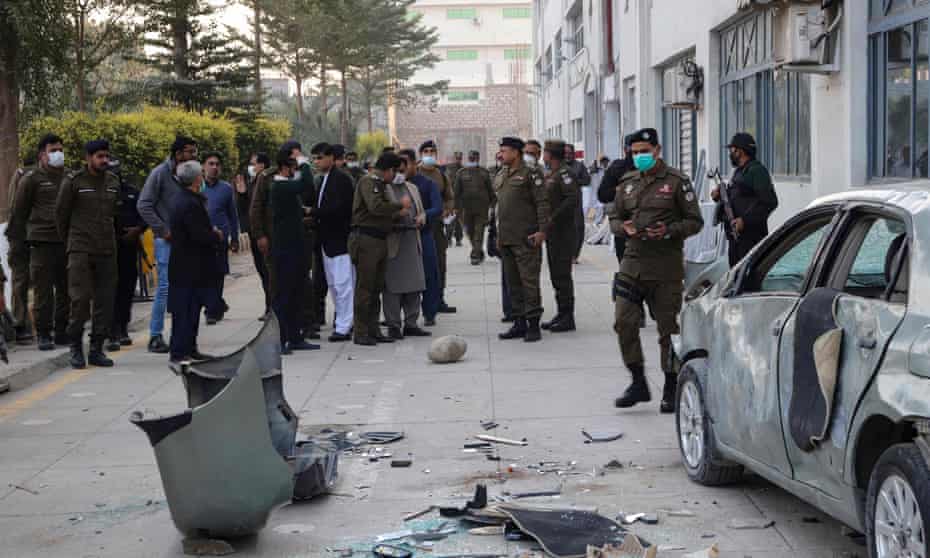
xmin=869 ymin=3 xmax=930 ymax=179
xmin=568 ymin=2 xmax=584 ymax=56
xmin=503 ymin=7 xmax=531 ymax=18
xmin=544 ymin=46 xmax=553 ymax=84
xmin=554 ymin=30 xmax=563 ymax=73
xmin=505 ymin=47 xmax=531 ymax=60
xmin=447 ymin=91 xmax=480 ymax=102
xmin=571 ymin=118 xmax=584 ymax=143
xmin=719 ymin=10 xmax=811 ymax=177
xmin=447 ymin=8 xmax=478 ymax=19
xmin=448 ymin=49 xmax=479 ymax=61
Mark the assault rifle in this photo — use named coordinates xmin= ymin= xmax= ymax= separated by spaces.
xmin=708 ymin=168 xmax=739 ymax=241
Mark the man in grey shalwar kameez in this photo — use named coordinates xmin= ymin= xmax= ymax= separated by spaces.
xmin=384 ymin=176 xmax=432 ymax=339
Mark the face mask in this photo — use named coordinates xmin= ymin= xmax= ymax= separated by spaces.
xmin=48 ymin=151 xmax=65 ymax=168
xmin=421 ymin=156 xmax=437 ymax=167
xmin=347 ymin=161 xmax=359 ymax=169
xmin=296 ymin=155 xmax=309 ymax=167
xmin=464 ymin=161 xmax=478 ymax=168
xmin=293 ymin=171 xmax=302 ymax=181
xmin=523 ymin=154 xmax=537 ymax=166
xmin=633 ymin=152 xmax=657 ymax=172
xmin=393 ymin=174 xmax=406 ymax=185
xmin=247 ymin=165 xmax=256 ymax=178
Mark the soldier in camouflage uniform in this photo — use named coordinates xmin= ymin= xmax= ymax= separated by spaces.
xmin=611 ymin=128 xmax=703 ymax=413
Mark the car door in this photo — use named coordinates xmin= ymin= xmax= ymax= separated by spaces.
xmin=777 ymin=208 xmax=909 ymax=498
xmin=706 ymin=208 xmax=837 ymax=478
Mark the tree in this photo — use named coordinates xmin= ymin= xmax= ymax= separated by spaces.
xmin=63 ymin=0 xmax=142 ymax=112
xmin=140 ymin=0 xmax=254 ymax=112
xmin=262 ymin=0 xmax=323 ymax=122
xmin=0 ymin=0 xmax=68 ymax=215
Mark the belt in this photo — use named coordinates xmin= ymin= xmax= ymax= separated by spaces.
xmin=354 ymin=226 xmax=387 ymax=240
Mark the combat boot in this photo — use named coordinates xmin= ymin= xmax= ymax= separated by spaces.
xmin=660 ymin=373 xmax=678 ymax=414
xmin=549 ymin=314 xmax=576 ymax=332
xmin=70 ymin=340 xmax=86 ymax=370
xmin=498 ymin=318 xmax=527 ymax=340
xmin=88 ymin=341 xmax=114 ymax=367
xmin=524 ymin=318 xmax=542 ymax=343
xmin=37 ymin=334 xmax=54 ymax=351
xmin=540 ymin=313 xmax=562 ymax=330
xmin=615 ymin=365 xmax=651 ymax=408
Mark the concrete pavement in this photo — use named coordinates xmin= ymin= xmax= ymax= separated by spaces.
xmin=0 ymin=242 xmax=864 ymax=557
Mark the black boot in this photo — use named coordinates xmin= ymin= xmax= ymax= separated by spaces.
xmin=524 ymin=318 xmax=541 ymax=342
xmin=88 ymin=341 xmax=114 ymax=367
xmin=540 ymin=313 xmax=562 ymax=330
xmin=549 ymin=313 xmax=576 ymax=332
xmin=118 ymin=326 xmax=132 ymax=346
xmin=660 ymin=373 xmax=678 ymax=414
xmin=106 ymin=337 xmax=121 ymax=352
xmin=70 ymin=341 xmax=86 ymax=369
xmin=498 ymin=318 xmax=527 ymax=340
xmin=37 ymin=334 xmax=54 ymax=351
xmin=615 ymin=365 xmax=651 ymax=408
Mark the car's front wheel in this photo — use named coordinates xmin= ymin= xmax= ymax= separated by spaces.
xmin=866 ymin=443 xmax=930 ymax=558
xmin=675 ymin=366 xmax=743 ymax=485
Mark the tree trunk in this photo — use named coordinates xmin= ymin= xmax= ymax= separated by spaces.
xmin=295 ymin=76 xmax=304 ymax=121
xmin=75 ymin=6 xmax=86 ymax=112
xmin=171 ymin=7 xmax=190 ymax=79
xmin=0 ymin=9 xmax=19 ymax=219
xmin=340 ymin=69 xmax=349 ymax=145
xmin=365 ymin=67 xmax=373 ymax=133
xmin=320 ymin=63 xmax=328 ymax=122
xmin=253 ymin=0 xmax=262 ymax=110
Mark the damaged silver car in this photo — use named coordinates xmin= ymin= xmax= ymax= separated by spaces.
xmin=673 ymin=189 xmax=930 ymax=557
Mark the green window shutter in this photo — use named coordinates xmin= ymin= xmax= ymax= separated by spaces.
xmin=447 ymin=91 xmax=480 ymax=102
xmin=448 ymin=7 xmax=478 ymax=19
xmin=448 ymin=49 xmax=479 ymax=61
xmin=504 ymin=47 xmax=530 ymax=60
xmin=503 ymin=7 xmax=531 ymax=18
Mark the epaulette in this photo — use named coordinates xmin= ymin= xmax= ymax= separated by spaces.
xmin=619 ymin=169 xmax=639 ymax=183
xmin=665 ymin=166 xmax=690 ymax=181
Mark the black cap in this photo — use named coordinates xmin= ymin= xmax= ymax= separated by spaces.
xmin=631 ymin=128 xmax=659 ymax=146
xmin=499 ymin=137 xmax=525 ymax=150
xmin=419 ymin=140 xmax=437 ymax=152
xmin=623 ymin=133 xmax=635 ymax=148
xmin=544 ymin=140 xmax=566 ymax=158
xmin=468 ymin=150 xmax=481 ymax=158
xmin=85 ymin=139 xmax=110 ymax=155
xmin=727 ymin=132 xmax=757 ymax=157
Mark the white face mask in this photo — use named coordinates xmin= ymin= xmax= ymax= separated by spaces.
xmin=293 ymin=171 xmax=303 ymax=181
xmin=247 ymin=165 xmax=256 ymax=178
xmin=347 ymin=161 xmax=359 ymax=169
xmin=296 ymin=155 xmax=309 ymax=167
xmin=421 ymin=156 xmax=437 ymax=167
xmin=464 ymin=161 xmax=478 ymax=168
xmin=392 ymin=174 xmax=406 ymax=185
xmin=48 ymin=151 xmax=65 ymax=168
xmin=523 ymin=154 xmax=537 ymax=166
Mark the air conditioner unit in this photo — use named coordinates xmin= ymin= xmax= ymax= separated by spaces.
xmin=773 ymin=1 xmax=842 ymax=72
xmin=662 ymin=60 xmax=703 ymax=109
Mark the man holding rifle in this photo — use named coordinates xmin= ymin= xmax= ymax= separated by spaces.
xmin=712 ymin=133 xmax=779 ymax=267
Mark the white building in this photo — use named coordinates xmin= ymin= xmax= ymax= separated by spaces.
xmin=395 ymin=1 xmax=534 ymax=162
xmin=534 ymin=0 xmax=928 ymax=226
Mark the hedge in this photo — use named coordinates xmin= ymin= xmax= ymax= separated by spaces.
xmin=20 ymin=107 xmax=290 ymax=187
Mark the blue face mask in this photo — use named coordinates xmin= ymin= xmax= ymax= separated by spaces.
xmin=633 ymin=152 xmax=657 ymax=172
xmin=421 ymin=156 xmax=437 ymax=167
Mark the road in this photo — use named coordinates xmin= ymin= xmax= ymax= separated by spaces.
xmin=0 ymin=242 xmax=864 ymax=557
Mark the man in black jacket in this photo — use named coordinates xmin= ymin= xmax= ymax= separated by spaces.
xmin=310 ymin=142 xmax=356 ymax=342
xmin=597 ymin=135 xmax=635 ymax=266
xmin=106 ymin=160 xmax=146 ymax=352
xmin=166 ymin=161 xmax=224 ymax=363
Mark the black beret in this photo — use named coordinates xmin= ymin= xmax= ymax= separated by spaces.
xmin=631 ymin=128 xmax=659 ymax=146
xmin=419 ymin=140 xmax=437 ymax=152
xmin=499 ymin=137 xmax=525 ymax=150
xmin=85 ymin=139 xmax=110 ymax=154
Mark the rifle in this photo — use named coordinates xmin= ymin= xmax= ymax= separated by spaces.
xmin=708 ymin=168 xmax=739 ymax=241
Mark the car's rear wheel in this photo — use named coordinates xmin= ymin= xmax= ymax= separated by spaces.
xmin=866 ymin=443 xmax=930 ymax=558
xmin=675 ymin=366 xmax=743 ymax=485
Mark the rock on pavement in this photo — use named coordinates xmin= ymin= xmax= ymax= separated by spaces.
xmin=428 ymin=335 xmax=467 ymax=364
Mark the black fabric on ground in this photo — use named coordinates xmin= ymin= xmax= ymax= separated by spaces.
xmin=498 ymin=506 xmax=642 ymax=558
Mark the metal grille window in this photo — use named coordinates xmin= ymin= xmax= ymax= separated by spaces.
xmin=503 ymin=7 xmax=531 ymax=18
xmin=544 ymin=46 xmax=553 ymax=84
xmin=505 ymin=47 xmax=531 ymax=60
xmin=719 ymin=10 xmax=811 ymax=177
xmin=448 ymin=49 xmax=479 ymax=61
xmin=554 ymin=31 xmax=563 ymax=73
xmin=869 ymin=1 xmax=930 ymax=179
xmin=568 ymin=2 xmax=584 ymax=56
xmin=447 ymin=91 xmax=480 ymax=102
xmin=448 ymin=8 xmax=477 ymax=19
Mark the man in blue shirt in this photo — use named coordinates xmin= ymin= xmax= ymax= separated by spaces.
xmin=202 ymin=152 xmax=240 ymax=324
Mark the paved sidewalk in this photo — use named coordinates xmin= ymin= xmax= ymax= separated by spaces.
xmin=0 ymin=243 xmax=864 ymax=557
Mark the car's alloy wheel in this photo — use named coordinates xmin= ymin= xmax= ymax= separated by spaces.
xmin=675 ymin=366 xmax=743 ymax=486
xmin=868 ymin=444 xmax=930 ymax=558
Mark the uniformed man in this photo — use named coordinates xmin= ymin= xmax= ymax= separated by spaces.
xmin=418 ymin=140 xmax=456 ymax=313
xmin=712 ymin=132 xmax=779 ymax=266
xmin=611 ymin=128 xmax=703 ymax=412
xmin=495 ymin=137 xmax=550 ymax=343
xmin=540 ymin=140 xmax=579 ymax=333
xmin=523 ymin=140 xmax=545 ymax=173
xmin=56 ymin=139 xmax=121 ymax=369
xmin=5 ymin=157 xmax=36 ymax=344
xmin=9 ymin=134 xmax=70 ymax=350
xmin=349 ymin=152 xmax=408 ymax=346
xmin=445 ymin=151 xmax=464 ymax=247
xmin=345 ymin=151 xmax=366 ymax=184
xmin=597 ymin=134 xmax=635 ymax=266
xmin=564 ymin=143 xmax=591 ymax=262
xmin=454 ymin=150 xmax=496 ymax=265
xmin=106 ymin=159 xmax=146 ymax=352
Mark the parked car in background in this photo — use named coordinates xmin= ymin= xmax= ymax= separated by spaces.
xmin=672 ymin=189 xmax=930 ymax=557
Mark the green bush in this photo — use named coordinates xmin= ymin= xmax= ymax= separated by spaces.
xmin=19 ymin=106 xmax=252 ymax=187
xmin=355 ymin=130 xmax=390 ymax=162
xmin=234 ymin=116 xmax=293 ymax=173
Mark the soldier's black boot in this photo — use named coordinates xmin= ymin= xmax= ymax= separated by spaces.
xmin=70 ymin=340 xmax=86 ymax=370
xmin=524 ymin=318 xmax=542 ymax=343
xmin=549 ymin=313 xmax=576 ymax=332
xmin=660 ymin=373 xmax=678 ymax=414
xmin=88 ymin=341 xmax=114 ymax=367
xmin=615 ymin=365 xmax=651 ymax=408
xmin=37 ymin=334 xmax=54 ymax=351
xmin=540 ymin=313 xmax=562 ymax=330
xmin=498 ymin=318 xmax=527 ymax=340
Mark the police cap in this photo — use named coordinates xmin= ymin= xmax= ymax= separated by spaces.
xmin=631 ymin=128 xmax=659 ymax=146
xmin=623 ymin=133 xmax=635 ymax=149
xmin=727 ymin=132 xmax=757 ymax=157
xmin=499 ymin=137 xmax=525 ymax=151
xmin=419 ymin=139 xmax=437 ymax=153
xmin=544 ymin=140 xmax=566 ymax=159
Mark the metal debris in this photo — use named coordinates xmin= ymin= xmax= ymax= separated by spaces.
xmin=663 ymin=509 xmax=696 ymax=517
xmin=403 ymin=506 xmax=435 ymax=522
xmin=391 ymin=460 xmax=413 ymax=468
xmin=582 ymin=429 xmax=624 ymax=443
xmin=681 ymin=544 xmax=719 ymax=558
xmin=475 ymin=434 xmax=527 ymax=446
xmin=481 ymin=421 xmax=499 ymax=430
xmin=361 ymin=432 xmax=405 ymax=444
xmin=728 ymin=518 xmax=775 ymax=530
xmin=8 ymin=483 xmax=39 ymax=495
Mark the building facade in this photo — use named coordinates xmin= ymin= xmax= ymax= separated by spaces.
xmin=394 ymin=1 xmax=534 ymax=163
xmin=534 ymin=0 xmax=928 ymax=227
